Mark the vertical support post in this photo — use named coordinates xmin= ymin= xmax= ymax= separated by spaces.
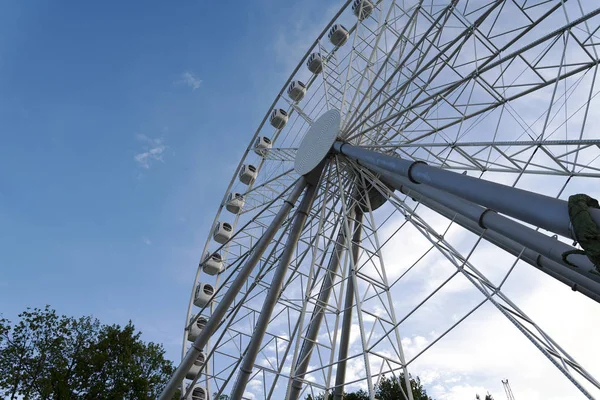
xmin=286 ymin=228 xmax=347 ymax=400
xmin=159 ymin=178 xmax=308 ymax=400
xmin=333 ymin=209 xmax=364 ymax=400
xmin=230 ymin=183 xmax=319 ymax=400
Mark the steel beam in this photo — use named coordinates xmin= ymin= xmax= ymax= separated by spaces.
xmin=159 ymin=178 xmax=308 ymax=400
xmin=333 ymin=142 xmax=600 ymax=240
xmin=286 ymin=228 xmax=347 ymax=400
xmin=230 ymin=183 xmax=319 ymax=400
xmin=333 ymin=209 xmax=364 ymax=400
xmin=360 ymin=169 xmax=600 ymax=302
xmin=365 ymin=164 xmax=600 ymax=294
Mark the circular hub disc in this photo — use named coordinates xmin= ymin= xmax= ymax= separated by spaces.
xmin=294 ymin=109 xmax=341 ymax=175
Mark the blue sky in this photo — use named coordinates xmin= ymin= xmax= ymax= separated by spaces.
xmin=0 ymin=0 xmax=332 ymax=362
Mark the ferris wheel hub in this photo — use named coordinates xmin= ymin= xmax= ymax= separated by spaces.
xmin=294 ymin=109 xmax=341 ymax=176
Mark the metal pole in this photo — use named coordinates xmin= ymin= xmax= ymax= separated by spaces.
xmin=159 ymin=178 xmax=308 ymax=400
xmin=365 ymin=164 xmax=600 ymax=290
xmin=333 ymin=142 xmax=600 ymax=240
xmin=378 ymin=172 xmax=600 ymax=302
xmin=230 ymin=183 xmax=319 ymax=400
xmin=333 ymin=209 xmax=363 ymax=400
xmin=286 ymin=228 xmax=347 ymax=400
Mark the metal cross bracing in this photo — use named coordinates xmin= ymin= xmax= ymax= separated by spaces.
xmin=182 ymin=162 xmax=354 ymax=398
xmin=341 ymin=157 xmax=600 ymax=398
xmin=164 ymin=1 xmax=600 ymax=399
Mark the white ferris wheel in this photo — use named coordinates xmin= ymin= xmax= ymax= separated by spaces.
xmin=161 ymin=0 xmax=600 ymax=399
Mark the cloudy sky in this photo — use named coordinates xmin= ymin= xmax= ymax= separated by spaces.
xmin=1 ymin=1 xmax=600 ymax=400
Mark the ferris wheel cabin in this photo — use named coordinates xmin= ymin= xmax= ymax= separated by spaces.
xmin=185 ymin=384 xmax=210 ymax=400
xmin=254 ymin=136 xmax=273 ymax=156
xmin=353 ymin=0 xmax=374 ymax=20
xmin=187 ymin=315 xmax=208 ymax=342
xmin=288 ymin=80 xmax=307 ymax=102
xmin=307 ymin=52 xmax=323 ymax=74
xmin=213 ymin=222 xmax=233 ymax=244
xmin=201 ymin=252 xmax=223 ymax=275
xmin=185 ymin=351 xmax=207 ymax=380
xmin=226 ymin=192 xmax=245 ymax=214
xmin=239 ymin=164 xmax=258 ymax=185
xmin=328 ymin=24 xmax=349 ymax=47
xmin=270 ymin=109 xmax=288 ymax=129
xmin=193 ymin=282 xmax=215 ymax=308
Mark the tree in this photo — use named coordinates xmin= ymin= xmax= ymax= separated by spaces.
xmin=305 ymin=374 xmax=433 ymax=400
xmin=376 ymin=375 xmax=432 ymax=400
xmin=0 ymin=306 xmax=179 ymax=399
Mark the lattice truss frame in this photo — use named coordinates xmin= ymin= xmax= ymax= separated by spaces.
xmin=179 ymin=0 xmax=600 ymax=399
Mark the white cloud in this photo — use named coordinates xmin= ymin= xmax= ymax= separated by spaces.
xmin=242 ymin=391 xmax=256 ymax=400
xmin=134 ymin=133 xmax=166 ymax=169
xmin=178 ymin=71 xmax=202 ymax=91
xmin=142 ymin=237 xmax=152 ymax=245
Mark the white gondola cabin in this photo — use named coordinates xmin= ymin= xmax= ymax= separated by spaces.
xmin=193 ymin=282 xmax=215 ymax=308
xmin=185 ymin=351 xmax=206 ymax=380
xmin=328 ymin=24 xmax=349 ymax=47
xmin=239 ymin=164 xmax=258 ymax=185
xmin=270 ymin=109 xmax=288 ymax=129
xmin=254 ymin=136 xmax=273 ymax=156
xmin=213 ymin=221 xmax=232 ymax=244
xmin=352 ymin=0 xmax=374 ymax=20
xmin=201 ymin=252 xmax=223 ymax=275
xmin=185 ymin=384 xmax=210 ymax=400
xmin=187 ymin=315 xmax=208 ymax=342
xmin=287 ymin=80 xmax=307 ymax=102
xmin=226 ymin=192 xmax=245 ymax=214
xmin=307 ymin=52 xmax=323 ymax=74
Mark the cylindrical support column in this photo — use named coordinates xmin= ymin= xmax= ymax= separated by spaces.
xmin=230 ymin=183 xmax=319 ymax=400
xmin=367 ymin=164 xmax=600 ymax=291
xmin=287 ymin=228 xmax=347 ymax=400
xmin=394 ymin=176 xmax=600 ymax=302
xmin=159 ymin=178 xmax=308 ymax=400
xmin=333 ymin=142 xmax=600 ymax=240
xmin=333 ymin=209 xmax=364 ymax=400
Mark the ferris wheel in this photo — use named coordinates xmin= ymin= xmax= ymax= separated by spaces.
xmin=161 ymin=0 xmax=600 ymax=399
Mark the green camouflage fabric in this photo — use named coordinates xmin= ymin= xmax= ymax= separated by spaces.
xmin=562 ymin=194 xmax=600 ymax=272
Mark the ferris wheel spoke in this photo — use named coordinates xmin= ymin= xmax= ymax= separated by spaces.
xmin=343 ymin=1 xmax=422 ymax=130
xmin=348 ymin=3 xmax=561 ymax=144
xmin=349 ymin=6 xmax=600 ymax=146
xmin=344 ymin=0 xmax=462 ymax=135
xmin=339 ymin=0 xmax=393 ymax=122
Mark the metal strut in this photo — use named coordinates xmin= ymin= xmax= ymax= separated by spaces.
xmin=159 ymin=178 xmax=308 ymax=400
xmin=333 ymin=142 xmax=600 ymax=241
xmin=230 ymin=182 xmax=319 ymax=400
xmin=366 ymin=166 xmax=600 ymax=302
xmin=365 ymin=164 xmax=600 ymax=293
xmin=286 ymin=228 xmax=347 ymax=400
xmin=333 ymin=208 xmax=363 ymax=400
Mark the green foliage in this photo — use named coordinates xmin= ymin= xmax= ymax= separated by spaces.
xmin=376 ymin=375 xmax=432 ymax=400
xmin=0 ymin=306 xmax=178 ymax=400
xmin=304 ymin=374 xmax=433 ymax=400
